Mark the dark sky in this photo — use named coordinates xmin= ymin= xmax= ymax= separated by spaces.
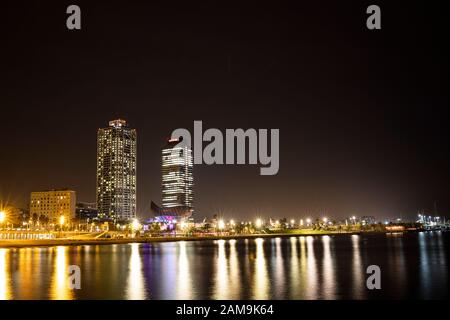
xmin=1 ymin=0 xmax=449 ymax=221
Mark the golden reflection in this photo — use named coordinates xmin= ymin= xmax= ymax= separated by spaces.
xmin=273 ymin=237 xmax=285 ymax=296
xmin=176 ymin=241 xmax=192 ymax=299
xmin=289 ymin=237 xmax=300 ymax=298
xmin=126 ymin=243 xmax=147 ymax=300
xmin=213 ymin=239 xmax=229 ymax=299
xmin=213 ymin=239 xmax=240 ymax=299
xmin=322 ymin=235 xmax=335 ymax=299
xmin=17 ymin=248 xmax=37 ymax=299
xmin=305 ymin=236 xmax=318 ymax=299
xmin=228 ymin=239 xmax=240 ymax=299
xmin=252 ymin=238 xmax=269 ymax=299
xmin=298 ymin=236 xmax=308 ymax=297
xmin=50 ymin=246 xmax=74 ymax=300
xmin=351 ymin=235 xmax=364 ymax=299
xmin=0 ymin=249 xmax=12 ymax=300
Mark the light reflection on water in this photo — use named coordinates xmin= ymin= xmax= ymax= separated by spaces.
xmin=213 ymin=239 xmax=228 ymax=299
xmin=126 ymin=243 xmax=147 ymax=300
xmin=351 ymin=235 xmax=364 ymax=299
xmin=322 ymin=235 xmax=335 ymax=299
xmin=305 ymin=236 xmax=318 ymax=299
xmin=0 ymin=249 xmax=12 ymax=300
xmin=50 ymin=246 xmax=74 ymax=300
xmin=253 ymin=238 xmax=269 ymax=299
xmin=288 ymin=237 xmax=300 ymax=299
xmin=176 ymin=241 xmax=192 ymax=300
xmin=0 ymin=232 xmax=448 ymax=300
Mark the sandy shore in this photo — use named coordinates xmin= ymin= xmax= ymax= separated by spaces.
xmin=0 ymin=231 xmax=361 ymax=248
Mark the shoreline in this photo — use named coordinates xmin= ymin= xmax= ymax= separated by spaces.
xmin=0 ymin=231 xmax=365 ymax=248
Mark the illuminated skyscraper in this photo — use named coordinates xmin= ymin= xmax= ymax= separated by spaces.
xmin=161 ymin=138 xmax=194 ymax=217
xmin=96 ymin=119 xmax=137 ymax=221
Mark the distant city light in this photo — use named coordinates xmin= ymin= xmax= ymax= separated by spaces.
xmin=0 ymin=211 xmax=5 ymax=223
xmin=59 ymin=215 xmax=65 ymax=226
xmin=323 ymin=217 xmax=328 ymax=223
xmin=218 ymin=219 xmax=225 ymax=230
xmin=255 ymin=218 xmax=262 ymax=228
xmin=290 ymin=219 xmax=295 ymax=225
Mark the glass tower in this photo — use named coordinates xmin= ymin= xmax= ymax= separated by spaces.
xmin=96 ymin=119 xmax=137 ymax=221
xmin=161 ymin=139 xmax=194 ymax=216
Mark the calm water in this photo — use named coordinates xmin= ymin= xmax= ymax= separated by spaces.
xmin=0 ymin=232 xmax=448 ymax=300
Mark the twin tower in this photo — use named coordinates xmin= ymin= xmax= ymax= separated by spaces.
xmin=96 ymin=119 xmax=193 ymax=222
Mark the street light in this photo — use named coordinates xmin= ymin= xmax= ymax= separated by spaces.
xmin=306 ymin=218 xmax=311 ymax=226
xmin=59 ymin=215 xmax=65 ymax=227
xmin=0 ymin=211 xmax=5 ymax=224
xmin=218 ymin=219 xmax=225 ymax=231
xmin=255 ymin=218 xmax=262 ymax=229
xmin=323 ymin=217 xmax=328 ymax=223
xmin=132 ymin=218 xmax=140 ymax=231
xmin=58 ymin=215 xmax=65 ymax=237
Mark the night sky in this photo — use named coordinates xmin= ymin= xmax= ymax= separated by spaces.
xmin=1 ymin=0 xmax=449 ymax=221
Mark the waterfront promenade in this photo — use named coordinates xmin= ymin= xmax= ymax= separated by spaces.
xmin=0 ymin=230 xmax=359 ymax=248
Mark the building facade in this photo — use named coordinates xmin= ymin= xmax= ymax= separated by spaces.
xmin=161 ymin=138 xmax=194 ymax=217
xmin=75 ymin=202 xmax=98 ymax=221
xmin=96 ymin=119 xmax=137 ymax=221
xmin=30 ymin=189 xmax=76 ymax=223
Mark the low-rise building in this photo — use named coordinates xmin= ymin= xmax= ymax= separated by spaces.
xmin=76 ymin=202 xmax=98 ymax=221
xmin=30 ymin=189 xmax=76 ymax=223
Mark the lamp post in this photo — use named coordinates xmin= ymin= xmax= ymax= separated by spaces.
xmin=306 ymin=218 xmax=311 ymax=227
